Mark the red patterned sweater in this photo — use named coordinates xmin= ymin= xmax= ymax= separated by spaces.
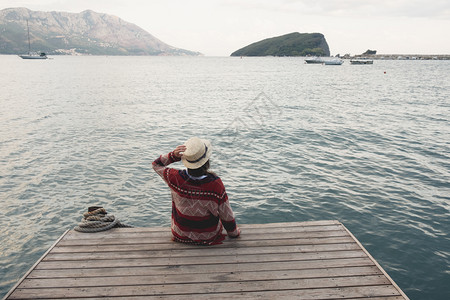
xmin=152 ymin=151 xmax=240 ymax=244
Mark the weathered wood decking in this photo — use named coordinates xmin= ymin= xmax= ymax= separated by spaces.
xmin=4 ymin=220 xmax=409 ymax=299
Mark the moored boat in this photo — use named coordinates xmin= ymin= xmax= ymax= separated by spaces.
xmin=18 ymin=20 xmax=48 ymax=60
xmin=305 ymin=57 xmax=324 ymax=64
xmin=350 ymin=58 xmax=373 ymax=65
xmin=19 ymin=52 xmax=48 ymax=59
xmin=323 ymin=58 xmax=344 ymax=65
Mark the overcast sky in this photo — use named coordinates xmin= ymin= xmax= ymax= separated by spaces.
xmin=1 ymin=0 xmax=449 ymax=56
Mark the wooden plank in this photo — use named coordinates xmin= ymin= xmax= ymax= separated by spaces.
xmin=48 ymin=241 xmax=360 ymax=255
xmin=37 ymin=249 xmax=367 ymax=270
xmin=9 ymin=275 xmax=391 ymax=299
xmin=45 ymin=242 xmax=358 ymax=261
xmin=238 ymin=220 xmax=341 ymax=227
xmin=65 ymin=220 xmax=340 ymax=239
xmin=59 ymin=230 xmax=350 ymax=245
xmin=62 ymin=222 xmax=344 ymax=240
xmin=28 ymin=257 xmax=375 ymax=278
xmin=35 ymin=286 xmax=402 ymax=300
xmin=53 ymin=236 xmax=354 ymax=252
xmin=58 ymin=234 xmax=352 ymax=246
xmin=20 ymin=266 xmax=383 ymax=288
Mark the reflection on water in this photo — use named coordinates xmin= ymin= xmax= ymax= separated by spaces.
xmin=0 ymin=55 xmax=449 ymax=299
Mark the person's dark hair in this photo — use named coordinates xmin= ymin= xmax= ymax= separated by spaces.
xmin=188 ymin=160 xmax=211 ymax=177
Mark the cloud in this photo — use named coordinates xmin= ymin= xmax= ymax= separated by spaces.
xmin=3 ymin=0 xmax=449 ymax=19
xmin=219 ymin=0 xmax=450 ymax=19
xmin=1 ymin=0 xmax=449 ymax=55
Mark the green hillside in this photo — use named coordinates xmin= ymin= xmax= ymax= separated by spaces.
xmin=231 ymin=32 xmax=330 ymax=57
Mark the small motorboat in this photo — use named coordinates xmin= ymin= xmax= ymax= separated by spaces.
xmin=350 ymin=59 xmax=373 ymax=65
xmin=323 ymin=58 xmax=344 ymax=65
xmin=305 ymin=57 xmax=324 ymax=64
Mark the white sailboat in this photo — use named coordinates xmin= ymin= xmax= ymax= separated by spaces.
xmin=19 ymin=20 xmax=48 ymax=59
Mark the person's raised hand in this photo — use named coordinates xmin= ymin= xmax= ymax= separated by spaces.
xmin=173 ymin=145 xmax=187 ymax=158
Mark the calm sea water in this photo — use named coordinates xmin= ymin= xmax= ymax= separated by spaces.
xmin=0 ymin=55 xmax=449 ymax=299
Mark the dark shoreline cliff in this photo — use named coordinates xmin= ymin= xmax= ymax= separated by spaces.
xmin=231 ymin=32 xmax=330 ymax=57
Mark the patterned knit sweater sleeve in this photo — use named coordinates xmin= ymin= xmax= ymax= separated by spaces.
xmin=152 ymin=151 xmax=180 ymax=183
xmin=216 ymin=178 xmax=240 ymax=238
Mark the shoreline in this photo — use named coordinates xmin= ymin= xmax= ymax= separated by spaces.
xmin=347 ymin=54 xmax=450 ymax=60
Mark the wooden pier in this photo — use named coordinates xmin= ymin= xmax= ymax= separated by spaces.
xmin=4 ymin=220 xmax=409 ymax=299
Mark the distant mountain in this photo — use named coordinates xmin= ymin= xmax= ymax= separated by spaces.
xmin=0 ymin=7 xmax=201 ymax=56
xmin=231 ymin=32 xmax=330 ymax=57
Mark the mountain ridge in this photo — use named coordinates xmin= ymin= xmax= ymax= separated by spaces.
xmin=0 ymin=7 xmax=201 ymax=56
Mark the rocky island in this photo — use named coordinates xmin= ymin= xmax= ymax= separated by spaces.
xmin=0 ymin=7 xmax=201 ymax=56
xmin=231 ymin=32 xmax=330 ymax=57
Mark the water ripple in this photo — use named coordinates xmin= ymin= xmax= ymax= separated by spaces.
xmin=0 ymin=56 xmax=449 ymax=299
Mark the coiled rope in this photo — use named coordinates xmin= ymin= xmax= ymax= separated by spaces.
xmin=74 ymin=206 xmax=133 ymax=233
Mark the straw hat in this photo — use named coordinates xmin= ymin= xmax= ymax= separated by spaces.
xmin=181 ymin=137 xmax=212 ymax=169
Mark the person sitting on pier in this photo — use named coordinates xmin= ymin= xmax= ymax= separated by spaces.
xmin=152 ymin=137 xmax=240 ymax=245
